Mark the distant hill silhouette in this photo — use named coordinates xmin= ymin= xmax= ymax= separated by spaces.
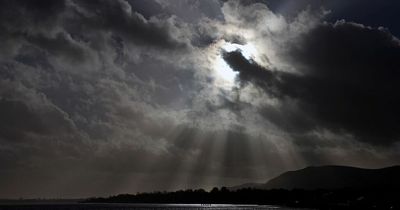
xmin=231 ymin=165 xmax=400 ymax=190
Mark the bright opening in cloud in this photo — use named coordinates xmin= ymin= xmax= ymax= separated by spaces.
xmin=214 ymin=54 xmax=238 ymax=87
xmin=213 ymin=41 xmax=259 ymax=88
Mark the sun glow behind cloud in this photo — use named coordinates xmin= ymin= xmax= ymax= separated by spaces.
xmin=213 ymin=41 xmax=259 ymax=88
xmin=214 ymin=54 xmax=238 ymax=87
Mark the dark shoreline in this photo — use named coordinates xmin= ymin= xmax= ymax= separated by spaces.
xmin=1 ymin=187 xmax=399 ymax=209
xmin=0 ymin=203 xmax=290 ymax=210
xmin=84 ymin=188 xmax=400 ymax=210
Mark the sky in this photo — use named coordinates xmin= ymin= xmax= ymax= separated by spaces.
xmin=1 ymin=0 xmax=400 ymax=198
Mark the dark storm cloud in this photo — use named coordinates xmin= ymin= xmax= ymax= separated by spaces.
xmin=0 ymin=0 xmax=66 ymax=59
xmin=1 ymin=0 xmax=400 ymax=199
xmin=0 ymin=0 xmax=188 ymax=58
xmin=27 ymin=32 xmax=88 ymax=63
xmin=0 ymin=0 xmax=195 ymax=196
xmin=224 ymin=21 xmax=400 ymax=145
xmin=0 ymin=0 xmax=66 ymax=26
xmin=222 ymin=50 xmax=276 ymax=92
xmin=69 ymin=0 xmax=189 ymax=49
xmin=237 ymin=0 xmax=400 ymax=36
xmin=0 ymin=98 xmax=76 ymax=140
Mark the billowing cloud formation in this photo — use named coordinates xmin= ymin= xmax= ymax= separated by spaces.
xmin=1 ymin=0 xmax=400 ymax=198
xmin=224 ymin=21 xmax=400 ymax=145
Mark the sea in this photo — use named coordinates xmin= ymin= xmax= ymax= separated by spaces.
xmin=0 ymin=203 xmax=305 ymax=210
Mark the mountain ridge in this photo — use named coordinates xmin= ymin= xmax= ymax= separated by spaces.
xmin=230 ymin=165 xmax=400 ymax=190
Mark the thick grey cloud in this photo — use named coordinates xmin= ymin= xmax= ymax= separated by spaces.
xmin=0 ymin=0 xmax=399 ymax=198
xmin=69 ymin=0 xmax=189 ymax=49
xmin=223 ymin=21 xmax=400 ymax=145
